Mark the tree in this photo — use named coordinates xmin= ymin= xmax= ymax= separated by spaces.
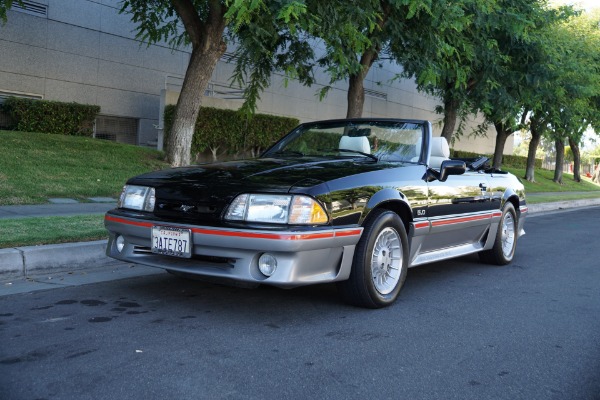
xmin=295 ymin=0 xmax=435 ymax=119
xmin=120 ymin=0 xmax=319 ymax=167
xmin=513 ymin=129 xmax=546 ymax=159
xmin=524 ymin=113 xmax=547 ymax=181
xmin=476 ymin=1 xmax=577 ymax=169
xmin=397 ymin=0 xmax=496 ymax=143
xmin=261 ymin=0 xmax=483 ymax=124
xmin=0 ymin=0 xmax=22 ymax=23
xmin=570 ymin=11 xmax=600 ymax=182
xmin=121 ymin=0 xmax=226 ymax=167
xmin=515 ymin=6 xmax=600 ymax=184
xmin=399 ymin=0 xmax=563 ymax=155
xmin=519 ymin=21 xmax=569 ymax=182
xmin=567 ymin=139 xmax=579 ymax=180
xmin=552 ymin=136 xmax=566 ymax=184
xmin=461 ymin=2 xmax=592 ymax=179
xmin=338 ymin=0 xmax=435 ymax=118
xmin=234 ymin=0 xmax=456 ymax=123
xmin=546 ymin=8 xmax=600 ymax=183
xmin=231 ymin=0 xmax=377 ymax=117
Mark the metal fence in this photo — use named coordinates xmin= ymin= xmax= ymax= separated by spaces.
xmin=94 ymin=115 xmax=138 ymax=145
xmin=542 ymin=160 xmax=597 ymax=176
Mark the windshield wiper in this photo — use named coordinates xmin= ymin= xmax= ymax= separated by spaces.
xmin=318 ymin=148 xmax=378 ymax=162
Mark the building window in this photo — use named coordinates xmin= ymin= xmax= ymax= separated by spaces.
xmin=10 ymin=1 xmax=48 ymax=18
xmin=365 ymin=88 xmax=388 ymax=101
xmin=94 ymin=115 xmax=138 ymax=145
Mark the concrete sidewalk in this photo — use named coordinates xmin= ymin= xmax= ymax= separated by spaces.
xmin=2 ymin=196 xmax=600 ymax=284
xmin=0 ymin=200 xmax=116 ymax=219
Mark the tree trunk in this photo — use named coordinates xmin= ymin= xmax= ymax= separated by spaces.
xmin=553 ymin=138 xmax=565 ymax=184
xmin=525 ymin=118 xmax=542 ymax=182
xmin=346 ymin=1 xmax=390 ymax=118
xmin=492 ymin=121 xmax=511 ymax=169
xmin=441 ymin=95 xmax=460 ymax=144
xmin=168 ymin=1 xmax=227 ymax=167
xmin=346 ymin=48 xmax=380 ymax=118
xmin=346 ymin=72 xmax=367 ymax=118
xmin=568 ymin=137 xmax=581 ymax=182
xmin=210 ymin=146 xmax=219 ymax=162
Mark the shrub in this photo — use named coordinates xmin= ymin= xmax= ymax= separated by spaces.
xmin=451 ymin=149 xmax=541 ymax=169
xmin=2 ymin=97 xmax=100 ymax=136
xmin=164 ymin=105 xmax=299 ymax=160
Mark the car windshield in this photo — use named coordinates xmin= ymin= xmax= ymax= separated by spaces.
xmin=262 ymin=120 xmax=424 ymax=163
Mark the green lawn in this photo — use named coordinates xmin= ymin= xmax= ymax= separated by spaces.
xmin=503 ymin=167 xmax=600 ymax=193
xmin=0 ymin=130 xmax=168 ymax=205
xmin=525 ymin=192 xmax=600 ymax=204
xmin=0 ymin=215 xmax=107 ymax=248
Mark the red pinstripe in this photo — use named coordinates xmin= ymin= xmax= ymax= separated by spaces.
xmin=105 ymin=215 xmax=361 ymax=241
xmin=431 ymin=213 xmax=492 ymax=227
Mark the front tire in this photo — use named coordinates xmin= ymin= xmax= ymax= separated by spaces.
xmin=337 ymin=209 xmax=409 ymax=308
xmin=479 ymin=202 xmax=518 ymax=265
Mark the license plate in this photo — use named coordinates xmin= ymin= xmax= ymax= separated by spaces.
xmin=151 ymin=226 xmax=192 ymax=258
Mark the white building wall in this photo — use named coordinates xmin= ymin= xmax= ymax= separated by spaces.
xmin=0 ymin=0 xmax=510 ymax=154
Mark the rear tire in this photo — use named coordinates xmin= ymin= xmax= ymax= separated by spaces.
xmin=337 ymin=209 xmax=409 ymax=308
xmin=479 ymin=202 xmax=518 ymax=265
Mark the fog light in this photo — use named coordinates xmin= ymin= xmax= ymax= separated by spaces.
xmin=115 ymin=235 xmax=125 ymax=253
xmin=258 ymin=253 xmax=277 ymax=277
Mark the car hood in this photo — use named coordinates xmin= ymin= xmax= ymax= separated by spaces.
xmin=129 ymin=157 xmax=392 ymax=191
xmin=128 ymin=158 xmax=392 ymax=224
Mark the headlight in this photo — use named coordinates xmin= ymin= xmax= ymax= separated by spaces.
xmin=118 ymin=185 xmax=155 ymax=211
xmin=225 ymin=194 xmax=328 ymax=225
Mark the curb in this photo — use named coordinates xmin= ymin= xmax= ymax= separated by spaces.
xmin=527 ymin=197 xmax=600 ymax=214
xmin=0 ymin=240 xmax=119 ymax=280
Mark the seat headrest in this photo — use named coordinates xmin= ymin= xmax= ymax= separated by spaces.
xmin=430 ymin=136 xmax=450 ymax=158
xmin=339 ymin=136 xmax=371 ymax=154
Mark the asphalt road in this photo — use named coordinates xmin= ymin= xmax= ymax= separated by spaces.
xmin=1 ymin=208 xmax=599 ymax=400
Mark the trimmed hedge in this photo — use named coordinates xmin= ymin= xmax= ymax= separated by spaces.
xmin=2 ymin=97 xmax=100 ymax=136
xmin=451 ymin=149 xmax=542 ymax=169
xmin=164 ymin=105 xmax=299 ymax=160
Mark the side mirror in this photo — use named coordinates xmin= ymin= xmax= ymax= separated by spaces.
xmin=439 ymin=160 xmax=466 ymax=182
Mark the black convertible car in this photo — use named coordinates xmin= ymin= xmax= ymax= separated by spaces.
xmin=105 ymin=118 xmax=526 ymax=308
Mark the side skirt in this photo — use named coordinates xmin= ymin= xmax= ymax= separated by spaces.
xmin=408 ymin=224 xmax=494 ymax=267
xmin=409 ymin=241 xmax=485 ymax=267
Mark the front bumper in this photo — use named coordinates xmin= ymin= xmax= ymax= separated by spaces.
xmin=104 ymin=214 xmax=363 ymax=288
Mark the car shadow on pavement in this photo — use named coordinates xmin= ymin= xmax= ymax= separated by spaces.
xmin=107 ymin=252 xmax=507 ymax=316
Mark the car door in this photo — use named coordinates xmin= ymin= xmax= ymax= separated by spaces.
xmin=421 ymin=171 xmax=495 ymax=253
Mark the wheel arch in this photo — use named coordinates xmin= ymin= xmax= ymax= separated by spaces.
xmin=501 ymin=189 xmax=522 ymax=218
xmin=361 ymin=188 xmax=413 ymax=232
